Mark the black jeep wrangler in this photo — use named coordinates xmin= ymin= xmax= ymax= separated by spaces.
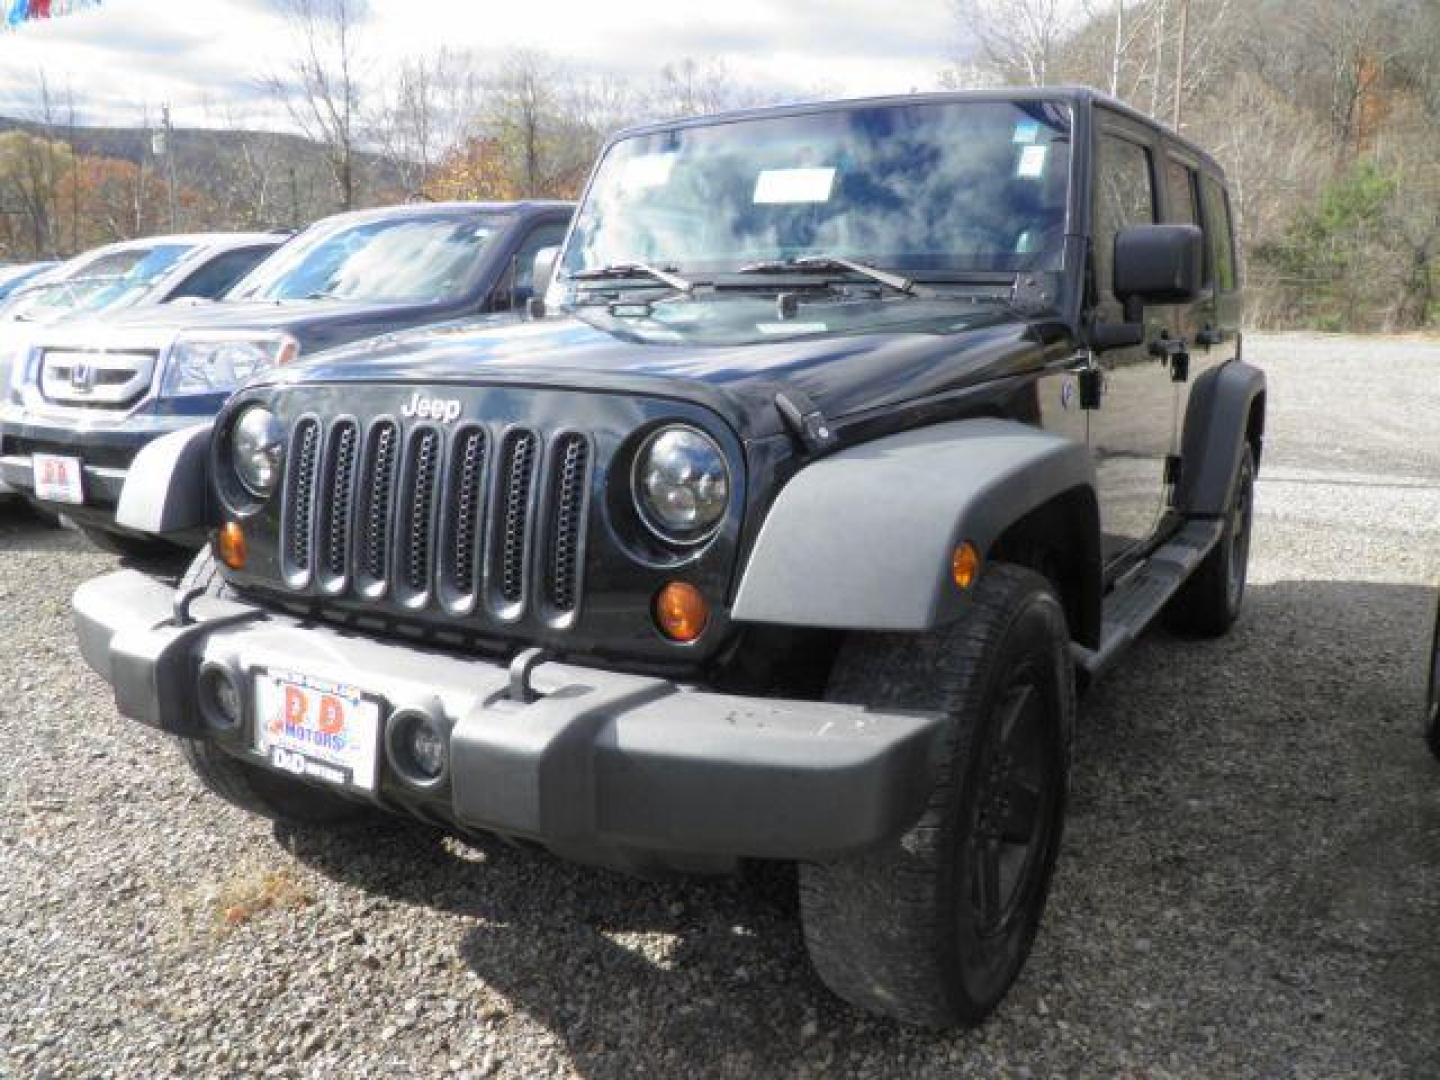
xmin=73 ymin=88 xmax=1264 ymax=1027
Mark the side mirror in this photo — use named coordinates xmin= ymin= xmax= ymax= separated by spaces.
xmin=1113 ymin=224 xmax=1204 ymax=318
xmin=530 ymin=246 xmax=560 ymax=298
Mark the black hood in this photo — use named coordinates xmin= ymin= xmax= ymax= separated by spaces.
xmin=257 ymin=293 xmax=1073 ymax=440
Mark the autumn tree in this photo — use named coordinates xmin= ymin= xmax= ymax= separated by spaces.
xmin=264 ymin=0 xmax=370 ymax=211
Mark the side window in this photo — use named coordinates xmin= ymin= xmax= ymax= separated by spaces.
xmin=171 ymin=246 xmax=275 ymax=300
xmin=1200 ymin=176 xmax=1238 ymax=293
xmin=1165 ymin=159 xmax=1199 ymax=226
xmin=488 ymin=222 xmax=569 ymax=312
xmin=1093 ymin=133 xmax=1156 ymax=299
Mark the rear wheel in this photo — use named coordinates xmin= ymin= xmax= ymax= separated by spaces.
xmin=175 ymin=550 xmax=367 ymax=826
xmin=799 ymin=564 xmax=1074 ymax=1026
xmin=1165 ymin=444 xmax=1255 ymax=637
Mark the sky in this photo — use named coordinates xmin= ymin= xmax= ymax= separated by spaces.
xmin=0 ymin=0 xmax=964 ymax=130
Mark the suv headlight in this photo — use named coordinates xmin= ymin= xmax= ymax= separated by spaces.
xmin=231 ymin=405 xmax=286 ymax=497
xmin=161 ymin=333 xmax=298 ymax=397
xmin=632 ymin=425 xmax=729 ymax=544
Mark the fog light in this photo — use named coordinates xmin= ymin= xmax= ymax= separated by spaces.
xmin=654 ymin=581 xmax=709 ymax=643
xmin=216 ymin=522 xmax=247 ymax=570
xmin=386 ymin=708 xmax=448 ymax=787
xmin=410 ymin=721 xmax=445 ymax=779
xmin=197 ymin=663 xmax=242 ymax=731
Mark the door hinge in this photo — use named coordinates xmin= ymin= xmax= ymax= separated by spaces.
xmin=1164 ymin=454 xmax=1183 ymax=486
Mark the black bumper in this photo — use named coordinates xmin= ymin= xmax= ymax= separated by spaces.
xmin=0 ymin=416 xmax=190 ymax=510
xmin=73 ymin=570 xmax=946 ymax=868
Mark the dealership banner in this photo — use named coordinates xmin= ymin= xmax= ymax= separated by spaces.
xmin=5 ymin=0 xmax=103 ymax=27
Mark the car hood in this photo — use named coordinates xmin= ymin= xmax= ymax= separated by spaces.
xmin=258 ymin=293 xmax=1073 ymax=441
xmin=29 ymin=297 xmax=448 ymax=352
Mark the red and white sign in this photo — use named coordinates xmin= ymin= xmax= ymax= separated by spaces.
xmin=253 ymin=669 xmax=381 ymax=792
xmin=32 ymin=453 xmax=84 ymax=505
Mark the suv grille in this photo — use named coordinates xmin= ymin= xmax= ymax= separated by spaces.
xmin=38 ymin=349 xmax=158 ymax=409
xmin=280 ymin=417 xmax=593 ymax=622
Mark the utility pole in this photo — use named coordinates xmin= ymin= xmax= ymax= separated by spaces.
xmin=159 ymin=104 xmax=178 ymax=231
xmin=1111 ymin=0 xmax=1124 ymax=98
xmin=1171 ymin=0 xmax=1191 ymax=132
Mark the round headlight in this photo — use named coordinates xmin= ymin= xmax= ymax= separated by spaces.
xmin=231 ymin=406 xmax=285 ymax=497
xmin=632 ymin=426 xmax=730 ymax=544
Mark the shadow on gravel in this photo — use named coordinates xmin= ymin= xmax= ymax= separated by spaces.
xmin=0 ymin=502 xmax=192 ymax=579
xmin=280 ymin=577 xmax=1440 ymax=1079
xmin=0 ymin=502 xmax=87 ymax=554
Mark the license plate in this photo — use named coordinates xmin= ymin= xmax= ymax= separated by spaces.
xmin=32 ymin=453 xmax=83 ymax=505
xmin=253 ymin=669 xmax=381 ymax=792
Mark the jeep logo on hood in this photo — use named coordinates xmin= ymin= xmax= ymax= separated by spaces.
xmin=400 ymin=393 xmax=462 ymax=423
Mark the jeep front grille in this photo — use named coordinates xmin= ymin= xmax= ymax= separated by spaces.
xmin=280 ymin=417 xmax=593 ymax=622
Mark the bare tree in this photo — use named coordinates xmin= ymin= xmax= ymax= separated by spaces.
xmin=370 ymin=48 xmax=482 ymax=196
xmin=263 ymin=0 xmax=369 ymax=210
xmin=949 ymin=0 xmax=1081 ymax=86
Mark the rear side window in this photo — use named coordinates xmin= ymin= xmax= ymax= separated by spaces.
xmin=1093 ymin=134 xmax=1155 ymax=299
xmin=1200 ymin=176 xmax=1238 ymax=292
xmin=1165 ymin=158 xmax=1199 ymax=226
xmin=171 ymin=246 xmax=277 ymax=300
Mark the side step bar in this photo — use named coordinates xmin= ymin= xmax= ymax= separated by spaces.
xmin=1071 ymin=518 xmax=1225 ymax=680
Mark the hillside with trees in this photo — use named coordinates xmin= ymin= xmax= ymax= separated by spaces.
xmin=3 ymin=0 xmax=1436 ymax=331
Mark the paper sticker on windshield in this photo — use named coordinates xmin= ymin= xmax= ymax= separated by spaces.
xmin=1016 ymin=144 xmax=1048 ymax=179
xmin=1013 ymin=119 xmax=1041 ymax=144
xmin=754 ymin=167 xmax=836 ymax=205
xmin=619 ymin=153 xmax=677 ymax=191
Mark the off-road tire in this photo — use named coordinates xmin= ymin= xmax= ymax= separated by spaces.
xmin=799 ymin=563 xmax=1074 ymax=1027
xmin=174 ymin=550 xmax=366 ymax=826
xmin=1164 ymin=444 xmax=1255 ymax=637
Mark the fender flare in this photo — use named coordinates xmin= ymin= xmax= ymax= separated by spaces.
xmin=1176 ymin=360 xmax=1266 ymax=517
xmin=115 ymin=422 xmax=214 ymax=537
xmin=730 ymin=418 xmax=1097 ymax=631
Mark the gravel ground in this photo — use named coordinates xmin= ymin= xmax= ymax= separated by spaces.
xmin=2 ymin=331 xmax=1438 ymax=1079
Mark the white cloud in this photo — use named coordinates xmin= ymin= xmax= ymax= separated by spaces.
xmin=0 ymin=0 xmax=961 ymax=129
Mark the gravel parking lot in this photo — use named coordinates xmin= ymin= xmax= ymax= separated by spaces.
xmin=2 ymin=332 xmax=1438 ymax=1079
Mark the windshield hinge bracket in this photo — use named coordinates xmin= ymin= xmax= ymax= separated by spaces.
xmin=775 ymin=390 xmax=838 ymax=455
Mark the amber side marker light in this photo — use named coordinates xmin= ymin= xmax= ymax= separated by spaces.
xmin=654 ymin=581 xmax=709 ymax=643
xmin=952 ymin=541 xmax=980 ymax=591
xmin=216 ymin=522 xmax=248 ymax=570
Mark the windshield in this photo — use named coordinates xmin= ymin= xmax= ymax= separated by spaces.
xmin=230 ymin=212 xmax=505 ymax=303
xmin=563 ymin=99 xmax=1072 ymax=282
xmin=1 ymin=243 xmax=194 ymax=321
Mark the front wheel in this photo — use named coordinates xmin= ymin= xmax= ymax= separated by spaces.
xmin=799 ymin=563 xmax=1074 ymax=1027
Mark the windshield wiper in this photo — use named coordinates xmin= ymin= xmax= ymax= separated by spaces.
xmin=569 ymin=262 xmax=695 ymax=294
xmin=737 ymin=255 xmax=918 ymax=296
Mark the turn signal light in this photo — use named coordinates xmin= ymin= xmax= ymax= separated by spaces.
xmin=654 ymin=581 xmax=709 ymax=643
xmin=951 ymin=541 xmax=980 ymax=591
xmin=216 ymin=522 xmax=247 ymax=570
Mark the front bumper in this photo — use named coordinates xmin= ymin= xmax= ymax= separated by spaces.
xmin=0 ymin=406 xmax=216 ymax=514
xmin=74 ymin=570 xmax=946 ymax=868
